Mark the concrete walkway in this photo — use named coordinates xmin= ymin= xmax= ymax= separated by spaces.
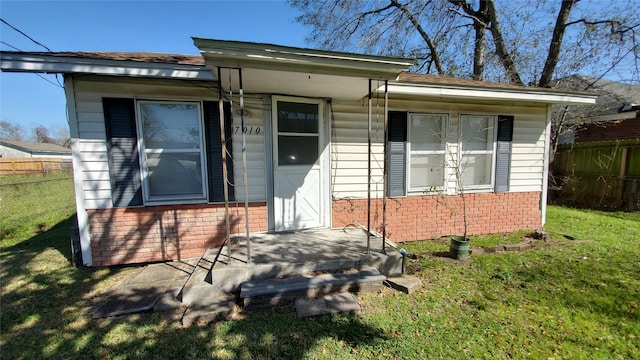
xmin=92 ymin=259 xmax=197 ymax=318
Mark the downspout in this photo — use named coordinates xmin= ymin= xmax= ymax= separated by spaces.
xmin=382 ymin=80 xmax=389 ymax=254
xmin=218 ymin=67 xmax=232 ymax=264
xmin=366 ymin=80 xmax=372 ymax=254
xmin=238 ymin=69 xmax=251 ymax=264
xmin=541 ymin=104 xmax=553 ymax=226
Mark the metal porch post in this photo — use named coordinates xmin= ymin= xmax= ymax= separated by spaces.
xmin=218 ymin=67 xmax=232 ymax=264
xmin=238 ymin=69 xmax=251 ymax=264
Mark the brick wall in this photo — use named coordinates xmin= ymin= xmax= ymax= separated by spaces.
xmin=88 ymin=202 xmax=267 ymax=266
xmin=576 ymin=115 xmax=640 ymax=143
xmin=332 ymin=192 xmax=542 ymax=241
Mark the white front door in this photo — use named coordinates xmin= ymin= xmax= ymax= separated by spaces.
xmin=273 ymin=97 xmax=326 ymax=231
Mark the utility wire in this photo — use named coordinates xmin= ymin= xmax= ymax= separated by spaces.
xmin=0 ymin=19 xmax=64 ymax=88
xmin=0 ymin=41 xmax=63 ymax=89
xmin=1 ymin=18 xmax=52 ymax=51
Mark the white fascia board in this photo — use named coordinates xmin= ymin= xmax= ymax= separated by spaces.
xmin=385 ymin=83 xmax=597 ymax=105
xmin=194 ymin=38 xmax=413 ymax=79
xmin=0 ymin=53 xmax=214 ymax=80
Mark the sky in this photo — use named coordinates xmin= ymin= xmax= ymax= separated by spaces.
xmin=0 ymin=0 xmax=310 ymax=133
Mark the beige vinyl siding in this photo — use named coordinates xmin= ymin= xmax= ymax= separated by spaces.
xmin=230 ymin=96 xmax=267 ymax=202
xmin=330 ymin=98 xmax=549 ymax=199
xmin=71 ymin=76 xmax=267 ymax=209
xmin=330 ymin=101 xmax=385 ymax=198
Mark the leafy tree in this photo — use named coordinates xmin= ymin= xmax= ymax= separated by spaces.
xmin=290 ymin=0 xmax=639 ymax=86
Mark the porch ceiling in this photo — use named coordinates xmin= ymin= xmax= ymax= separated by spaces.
xmin=194 ymin=38 xmax=414 ymax=101
xmin=213 ymin=67 xmax=375 ymax=101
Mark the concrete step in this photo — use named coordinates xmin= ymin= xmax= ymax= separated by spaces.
xmin=179 ymin=245 xmax=403 ymax=306
xmin=240 ymin=268 xmax=385 ymax=310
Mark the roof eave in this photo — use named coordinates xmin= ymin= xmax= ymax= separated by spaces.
xmin=385 ymin=82 xmax=597 ymax=105
xmin=193 ymin=38 xmax=414 ymax=80
xmin=0 ymin=52 xmax=214 ymax=80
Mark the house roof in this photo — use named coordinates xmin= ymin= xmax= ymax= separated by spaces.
xmin=0 ymin=39 xmax=595 ymax=105
xmin=0 ymin=139 xmax=71 ymax=155
xmin=0 ymin=51 xmax=206 ymax=65
xmin=0 ymin=51 xmax=213 ymax=80
xmin=552 ymin=75 xmax=640 ymax=120
xmin=390 ymin=72 xmax=595 ymax=105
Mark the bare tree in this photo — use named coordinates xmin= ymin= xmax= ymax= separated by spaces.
xmin=291 ymin=0 xmax=640 ymax=86
xmin=34 ymin=125 xmax=54 ymax=144
xmin=0 ymin=120 xmax=27 ymax=140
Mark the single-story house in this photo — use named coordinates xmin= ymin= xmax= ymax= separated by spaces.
xmin=0 ymin=139 xmax=72 ymax=159
xmin=0 ymin=39 xmax=595 ymax=267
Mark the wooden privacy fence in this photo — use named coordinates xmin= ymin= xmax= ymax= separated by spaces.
xmin=552 ymin=139 xmax=640 ymax=211
xmin=0 ymin=157 xmax=73 ymax=177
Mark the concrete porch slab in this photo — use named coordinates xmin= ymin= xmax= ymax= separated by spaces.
xmin=181 ymin=229 xmax=403 ymax=306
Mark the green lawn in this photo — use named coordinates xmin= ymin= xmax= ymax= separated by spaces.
xmin=1 ymin=177 xmax=638 ymax=359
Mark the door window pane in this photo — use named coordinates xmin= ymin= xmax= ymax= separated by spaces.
xmin=278 ymin=135 xmax=318 ymax=165
xmin=277 ymin=101 xmax=318 ymax=133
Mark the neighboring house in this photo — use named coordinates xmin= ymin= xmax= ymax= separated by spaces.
xmin=0 ymin=139 xmax=72 ymax=159
xmin=551 ymin=75 xmax=639 ymax=210
xmin=553 ymin=75 xmax=640 ymax=144
xmin=0 ymin=39 xmax=594 ymax=267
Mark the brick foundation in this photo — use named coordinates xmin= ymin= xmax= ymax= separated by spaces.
xmin=332 ymin=192 xmax=542 ymax=241
xmin=88 ymin=192 xmax=541 ymax=266
xmin=88 ymin=202 xmax=267 ymax=267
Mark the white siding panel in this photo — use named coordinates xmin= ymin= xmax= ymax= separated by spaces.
xmin=78 ymin=140 xmax=108 ymax=153
xmin=83 ymin=170 xmax=111 ymax=182
xmin=330 ymin=101 xmax=385 ymax=198
xmin=230 ymin=96 xmax=267 ymax=202
xmin=77 ymin=112 xmax=105 ymax=123
xmin=84 ymin=189 xmax=113 ymax=200
xmin=80 ymin=160 xmax=110 ymax=172
xmin=84 ymin=199 xmax=112 ymax=210
xmin=331 ymin=98 xmax=548 ymax=198
xmin=83 ymin=180 xmax=112 ymax=191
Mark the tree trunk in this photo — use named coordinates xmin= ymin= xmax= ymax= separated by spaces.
xmin=539 ymin=0 xmax=577 ymax=87
xmin=486 ymin=0 xmax=524 ymax=85
xmin=390 ymin=0 xmax=445 ymax=75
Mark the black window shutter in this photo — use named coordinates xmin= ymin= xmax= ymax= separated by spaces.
xmin=495 ymin=115 xmax=514 ymax=193
xmin=204 ymin=101 xmax=234 ymax=202
xmin=103 ymin=98 xmax=143 ymax=207
xmin=387 ymin=111 xmax=408 ymax=197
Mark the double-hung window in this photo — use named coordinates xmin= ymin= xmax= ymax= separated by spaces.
xmin=407 ymin=113 xmax=447 ymax=191
xmin=459 ymin=115 xmax=497 ymax=189
xmin=137 ymin=101 xmax=207 ymax=203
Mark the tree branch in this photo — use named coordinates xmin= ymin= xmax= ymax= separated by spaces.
xmin=447 ymin=7 xmax=488 ymax=28
xmin=447 ymin=0 xmax=489 ymax=80
xmin=390 ymin=0 xmax=445 ymax=74
xmin=539 ymin=0 xmax=577 ymax=87
xmin=485 ymin=0 xmax=524 ymax=85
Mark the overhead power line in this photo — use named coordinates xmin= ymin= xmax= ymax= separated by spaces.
xmin=1 ymin=18 xmax=52 ymax=51
xmin=0 ymin=37 xmax=63 ymax=89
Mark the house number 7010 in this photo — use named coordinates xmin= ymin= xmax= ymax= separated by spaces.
xmin=234 ymin=126 xmax=262 ymax=135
